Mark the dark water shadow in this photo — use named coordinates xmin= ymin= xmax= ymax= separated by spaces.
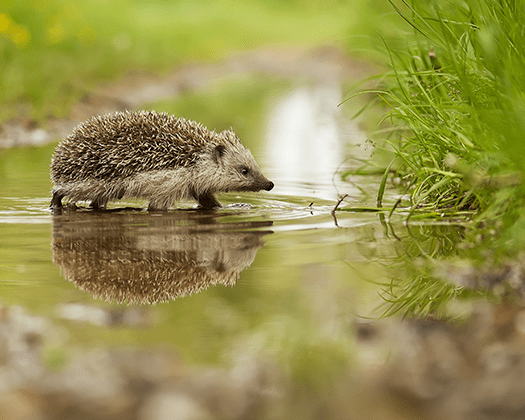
xmin=52 ymin=209 xmax=273 ymax=304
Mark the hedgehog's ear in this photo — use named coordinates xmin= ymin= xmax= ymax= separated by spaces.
xmin=213 ymin=144 xmax=226 ymax=164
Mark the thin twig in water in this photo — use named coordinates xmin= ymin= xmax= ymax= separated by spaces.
xmin=332 ymin=194 xmax=348 ymax=215
xmin=387 ymin=197 xmax=402 ymax=223
xmin=331 ymin=194 xmax=349 ymax=227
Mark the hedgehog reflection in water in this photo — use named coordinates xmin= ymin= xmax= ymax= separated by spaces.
xmin=50 ymin=110 xmax=274 ymax=210
xmin=52 ymin=212 xmax=272 ymax=304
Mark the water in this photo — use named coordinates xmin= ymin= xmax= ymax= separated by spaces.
xmin=1 ymin=83 xmax=523 ymax=420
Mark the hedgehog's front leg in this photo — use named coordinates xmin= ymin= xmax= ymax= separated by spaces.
xmin=196 ymin=193 xmax=221 ymax=210
xmin=50 ymin=190 xmax=64 ymax=209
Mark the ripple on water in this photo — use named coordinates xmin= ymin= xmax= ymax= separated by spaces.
xmin=0 ymin=197 xmax=52 ymax=224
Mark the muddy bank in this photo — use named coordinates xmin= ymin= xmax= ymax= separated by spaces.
xmin=0 ymin=302 xmax=411 ymax=420
xmin=4 ymin=299 xmax=525 ymax=420
xmin=0 ymin=45 xmax=373 ymax=149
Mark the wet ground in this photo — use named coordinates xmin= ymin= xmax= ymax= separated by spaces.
xmin=2 ymin=47 xmax=525 ymax=420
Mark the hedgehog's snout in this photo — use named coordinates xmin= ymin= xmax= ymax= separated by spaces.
xmin=265 ymin=181 xmax=274 ymax=191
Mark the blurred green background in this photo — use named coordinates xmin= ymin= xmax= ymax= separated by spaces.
xmin=0 ymin=0 xmax=400 ymax=123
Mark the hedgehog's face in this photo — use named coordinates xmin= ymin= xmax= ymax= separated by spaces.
xmin=209 ymin=132 xmax=274 ymax=194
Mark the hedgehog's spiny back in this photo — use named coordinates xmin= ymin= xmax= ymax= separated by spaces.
xmin=51 ymin=111 xmax=220 ymax=184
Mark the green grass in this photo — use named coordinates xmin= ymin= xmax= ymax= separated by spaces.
xmin=344 ymin=0 xmax=525 ymax=255
xmin=338 ymin=0 xmax=525 ymax=317
xmin=0 ymin=0 xmax=388 ymax=123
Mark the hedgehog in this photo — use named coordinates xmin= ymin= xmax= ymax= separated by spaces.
xmin=50 ymin=110 xmax=274 ymax=210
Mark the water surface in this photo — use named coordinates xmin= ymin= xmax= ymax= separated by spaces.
xmin=1 ymin=82 xmax=522 ymax=420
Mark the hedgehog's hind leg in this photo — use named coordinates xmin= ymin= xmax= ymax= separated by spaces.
xmin=147 ymin=198 xmax=170 ymax=211
xmin=90 ymin=199 xmax=106 ymax=210
xmin=90 ymin=195 xmax=109 ymax=210
xmin=50 ymin=189 xmax=65 ymax=209
xmin=196 ymin=193 xmax=221 ymax=210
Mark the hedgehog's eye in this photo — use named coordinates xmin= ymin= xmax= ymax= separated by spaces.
xmin=240 ymin=167 xmax=250 ymax=176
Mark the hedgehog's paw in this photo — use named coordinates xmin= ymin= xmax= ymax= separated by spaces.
xmin=196 ymin=193 xmax=221 ymax=210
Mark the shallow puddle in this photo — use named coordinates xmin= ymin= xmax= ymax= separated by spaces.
xmin=1 ymin=82 xmax=524 ymax=420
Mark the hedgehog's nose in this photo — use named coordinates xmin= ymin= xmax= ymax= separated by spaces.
xmin=266 ymin=181 xmax=274 ymax=191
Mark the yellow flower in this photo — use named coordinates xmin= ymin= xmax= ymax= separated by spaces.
xmin=47 ymin=22 xmax=65 ymax=44
xmin=0 ymin=13 xmax=10 ymax=33
xmin=12 ymin=25 xmax=31 ymax=47
xmin=0 ymin=14 xmax=30 ymax=48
